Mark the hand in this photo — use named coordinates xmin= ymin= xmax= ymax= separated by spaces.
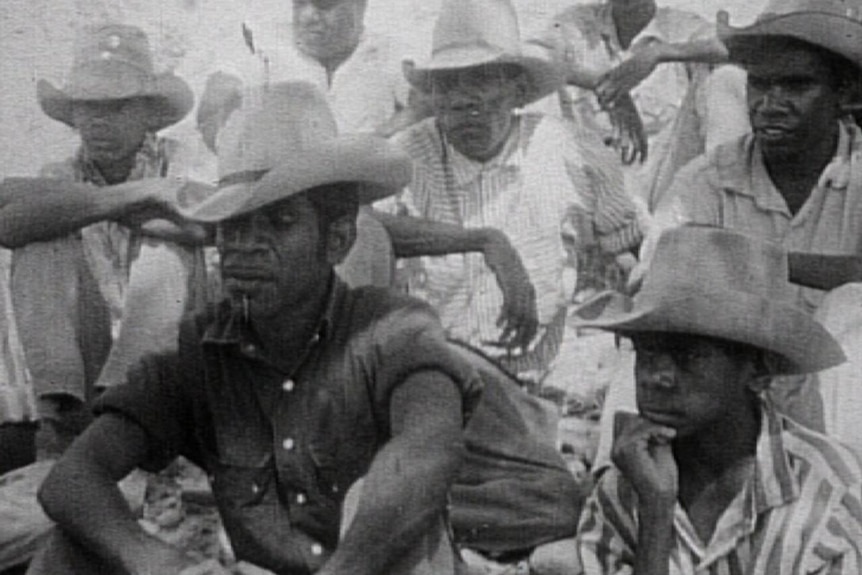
xmin=611 ymin=412 xmax=678 ymax=502
xmin=595 ymin=45 xmax=661 ymax=108
xmin=110 ymin=177 xmax=189 ymax=228
xmin=481 ymin=229 xmax=539 ymax=352
xmin=604 ymin=94 xmax=648 ymax=165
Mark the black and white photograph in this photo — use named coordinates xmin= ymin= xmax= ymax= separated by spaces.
xmin=1 ymin=0 xmax=861 ymax=573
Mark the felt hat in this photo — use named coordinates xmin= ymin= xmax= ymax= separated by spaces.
xmin=187 ymin=81 xmax=411 ymax=223
xmin=573 ymin=226 xmax=846 ymax=375
xmin=37 ymin=23 xmax=193 ymax=131
xmin=403 ymin=0 xmax=564 ymax=107
xmin=718 ymin=0 xmax=862 ymax=72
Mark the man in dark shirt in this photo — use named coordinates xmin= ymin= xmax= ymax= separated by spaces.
xmin=30 ymin=81 xmax=480 ymax=575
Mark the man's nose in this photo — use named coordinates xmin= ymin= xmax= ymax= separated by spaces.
xmin=639 ymin=353 xmax=677 ymax=390
xmin=755 ymin=85 xmax=791 ymax=113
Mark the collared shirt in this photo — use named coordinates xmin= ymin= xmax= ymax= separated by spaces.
xmin=643 ymin=118 xmax=862 ymax=313
xmin=390 ymin=113 xmax=640 ymax=373
xmin=578 ymin=401 xmax=862 ymax=574
xmin=96 ymin=278 xmax=481 ymax=574
xmin=224 ymin=27 xmax=409 ymax=134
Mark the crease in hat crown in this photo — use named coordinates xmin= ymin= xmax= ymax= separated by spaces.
xmin=403 ymin=0 xmax=564 ymax=107
xmin=573 ymin=225 xmax=846 ymax=375
xmin=188 ymin=81 xmax=412 ymax=223
xmin=718 ymin=0 xmax=862 ymax=72
xmin=37 ymin=23 xmax=193 ymax=130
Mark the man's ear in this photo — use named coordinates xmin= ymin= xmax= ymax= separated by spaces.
xmin=325 ymin=215 xmax=357 ymax=266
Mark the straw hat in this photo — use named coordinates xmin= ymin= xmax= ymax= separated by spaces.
xmin=187 ymin=82 xmax=411 ymax=223
xmin=37 ymin=24 xmax=193 ymax=131
xmin=403 ymin=0 xmax=563 ymax=107
xmin=718 ymin=0 xmax=862 ymax=72
xmin=573 ymin=226 xmax=845 ymax=375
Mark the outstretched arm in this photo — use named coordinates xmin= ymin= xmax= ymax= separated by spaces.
xmin=0 ymin=177 xmax=204 ymax=248
xmin=38 ymin=414 xmax=217 ymax=574
xmin=317 ymin=370 xmax=464 ymax=575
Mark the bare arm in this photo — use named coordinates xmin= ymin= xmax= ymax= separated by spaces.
xmin=317 ymin=370 xmax=464 ymax=575
xmin=375 ymin=211 xmax=538 ymax=349
xmin=0 ymin=177 xmax=200 ymax=248
xmin=788 ymin=252 xmax=862 ymax=291
xmin=38 ymin=413 xmax=204 ymax=574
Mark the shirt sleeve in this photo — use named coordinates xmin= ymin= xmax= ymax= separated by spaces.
xmin=559 ymin=120 xmax=642 ymax=255
xmin=367 ymin=294 xmax=482 ymax=430
xmin=577 ymin=470 xmax=638 ymax=575
xmin=93 ymin=316 xmax=204 ymax=471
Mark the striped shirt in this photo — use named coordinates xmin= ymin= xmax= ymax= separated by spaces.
xmin=390 ymin=114 xmax=639 ymax=373
xmin=578 ymin=401 xmax=862 ymax=574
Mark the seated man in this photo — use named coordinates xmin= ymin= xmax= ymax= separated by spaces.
xmin=574 ymin=226 xmax=861 ymax=573
xmin=29 ymin=82 xmax=481 ymax=575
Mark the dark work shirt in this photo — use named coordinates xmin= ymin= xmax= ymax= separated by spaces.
xmin=96 ymin=277 xmax=481 ymax=574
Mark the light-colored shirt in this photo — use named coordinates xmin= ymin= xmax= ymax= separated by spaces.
xmin=224 ymin=27 xmax=409 ymax=135
xmin=642 ymin=118 xmax=862 ymax=313
xmin=578 ymin=400 xmax=862 ymax=574
xmin=391 ymin=113 xmax=639 ymax=371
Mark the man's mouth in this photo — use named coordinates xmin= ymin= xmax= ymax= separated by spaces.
xmin=754 ymin=125 xmax=794 ymax=141
xmin=222 ymin=265 xmax=274 ymax=281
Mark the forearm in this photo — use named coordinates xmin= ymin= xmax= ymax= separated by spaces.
xmin=320 ymin=436 xmax=463 ymax=575
xmin=375 ymin=211 xmax=497 ymax=258
xmin=633 ymin=500 xmax=675 ymax=575
xmin=38 ymin=416 xmax=189 ymax=573
xmin=0 ymin=178 xmax=149 ymax=247
xmin=653 ymin=37 xmax=729 ymax=66
xmin=788 ymin=252 xmax=862 ymax=290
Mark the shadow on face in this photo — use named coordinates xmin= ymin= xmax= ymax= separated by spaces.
xmin=292 ymin=0 xmax=367 ymax=63
xmin=71 ymin=97 xmax=153 ymax=168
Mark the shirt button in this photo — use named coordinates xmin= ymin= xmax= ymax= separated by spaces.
xmin=282 ymin=438 xmax=295 ymax=451
xmin=296 ymin=493 xmax=307 ymax=505
xmin=242 ymin=343 xmax=256 ymax=356
xmin=251 ymin=483 xmax=260 ymax=495
xmin=282 ymin=379 xmax=295 ymax=392
xmin=311 ymin=543 xmax=324 ymax=556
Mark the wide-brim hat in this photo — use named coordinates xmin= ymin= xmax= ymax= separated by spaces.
xmin=187 ymin=82 xmax=412 ymax=223
xmin=37 ymin=23 xmax=193 ymax=131
xmin=573 ymin=226 xmax=846 ymax=375
xmin=718 ymin=0 xmax=862 ymax=72
xmin=403 ymin=0 xmax=564 ymax=107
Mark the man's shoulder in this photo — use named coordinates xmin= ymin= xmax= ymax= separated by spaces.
xmin=341 ymin=285 xmax=442 ymax=328
xmin=781 ymin=416 xmax=862 ymax=490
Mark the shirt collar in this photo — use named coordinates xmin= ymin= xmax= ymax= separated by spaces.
xmin=714 ymin=118 xmax=858 ymax=214
xmin=202 ymin=273 xmax=344 ymax=352
xmin=597 ymin=3 xmax=664 ymax=53
xmin=439 ymin=115 xmax=523 ymax=188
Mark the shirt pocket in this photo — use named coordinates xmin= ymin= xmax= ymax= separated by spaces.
xmin=210 ymin=454 xmax=273 ymax=510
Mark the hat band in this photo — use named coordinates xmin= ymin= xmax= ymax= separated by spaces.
xmin=218 ymin=169 xmax=269 ymax=189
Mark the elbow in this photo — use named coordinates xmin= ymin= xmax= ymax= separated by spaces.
xmin=37 ymin=463 xmax=69 ymax=522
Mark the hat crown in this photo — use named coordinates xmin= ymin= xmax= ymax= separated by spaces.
xmin=641 ymin=226 xmax=794 ymax=302
xmin=217 ymin=83 xmax=339 ymax=180
xmin=758 ymin=0 xmax=862 ymax=22
xmin=431 ymin=0 xmax=522 ymax=58
xmin=71 ymin=24 xmax=154 ymax=77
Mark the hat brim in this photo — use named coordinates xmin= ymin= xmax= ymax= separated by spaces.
xmin=37 ymin=73 xmax=194 ymax=131
xmin=187 ymin=134 xmax=411 ymax=223
xmin=403 ymin=49 xmax=564 ymax=107
xmin=573 ymin=286 xmax=846 ymax=375
xmin=718 ymin=10 xmax=862 ymax=71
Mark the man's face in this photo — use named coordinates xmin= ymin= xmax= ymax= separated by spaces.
xmin=217 ymin=193 xmax=333 ymax=320
xmin=71 ymin=98 xmax=151 ymax=167
xmin=631 ymin=332 xmax=757 ymax=438
xmin=292 ymin=0 xmax=366 ymax=63
xmin=745 ymin=43 xmax=842 ymax=161
xmin=431 ymin=67 xmax=522 ymax=162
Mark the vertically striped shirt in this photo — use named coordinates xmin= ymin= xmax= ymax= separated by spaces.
xmin=578 ymin=401 xmax=862 ymax=574
xmin=390 ymin=113 xmax=640 ymax=374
